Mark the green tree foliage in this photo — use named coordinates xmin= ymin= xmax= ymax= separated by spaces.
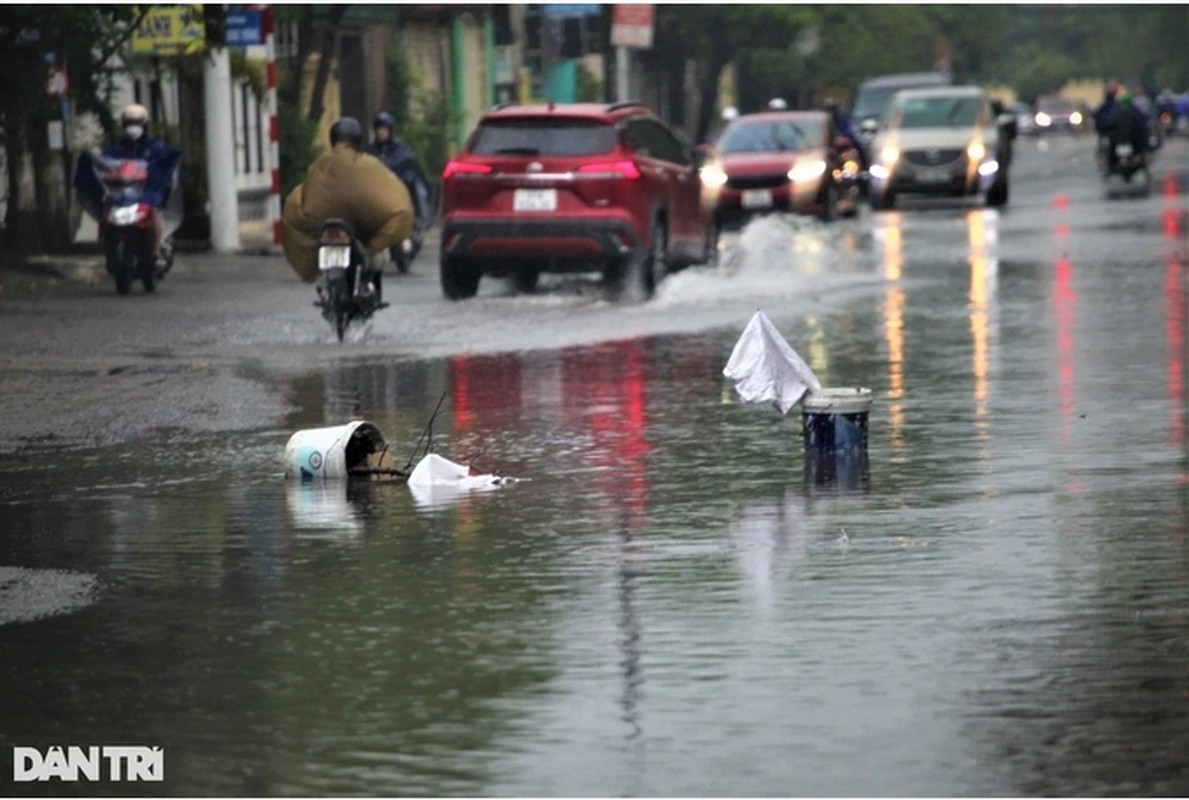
xmin=273 ymin=6 xmax=348 ymax=200
xmin=655 ymin=4 xmax=819 ymax=141
xmin=1003 ymin=42 xmax=1082 ymax=105
xmin=663 ymin=3 xmax=1183 ymax=136
xmin=278 ymin=106 xmax=321 ymax=200
xmin=576 ymin=62 xmax=604 ymax=103
xmin=0 ymin=7 xmax=145 ymax=252
xmin=382 ymin=41 xmax=457 ymax=182
xmin=994 ymin=5 xmax=1189 ymax=102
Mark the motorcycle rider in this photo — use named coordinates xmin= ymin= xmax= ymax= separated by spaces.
xmin=1132 ymin=84 xmax=1161 ymax=150
xmin=1094 ymin=82 xmax=1120 ymax=136
xmin=823 ymin=98 xmax=862 ymax=155
xmin=1156 ymin=88 xmax=1178 ymax=133
xmin=102 ymin=103 xmax=180 ymax=267
xmin=281 ymin=117 xmax=413 ymax=296
xmin=367 ymin=111 xmax=432 ymax=246
xmin=1104 ymin=90 xmax=1151 ymax=173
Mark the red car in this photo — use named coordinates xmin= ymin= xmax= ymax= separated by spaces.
xmin=439 ymin=102 xmax=716 ymax=300
xmin=699 ymin=111 xmax=850 ymax=227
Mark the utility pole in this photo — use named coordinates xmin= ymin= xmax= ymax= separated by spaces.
xmin=203 ymin=23 xmax=240 ymax=252
xmin=616 ymin=46 xmax=630 ymax=102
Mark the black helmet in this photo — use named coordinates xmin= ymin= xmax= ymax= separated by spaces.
xmin=329 ymin=117 xmax=364 ymax=149
xmin=373 ymin=111 xmax=396 ymax=130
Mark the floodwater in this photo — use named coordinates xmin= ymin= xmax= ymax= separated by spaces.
xmin=2 ymin=137 xmax=1188 ymax=796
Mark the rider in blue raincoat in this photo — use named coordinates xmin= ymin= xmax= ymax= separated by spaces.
xmin=367 ymin=112 xmax=432 ymax=232
xmin=74 ymin=104 xmax=182 ymax=262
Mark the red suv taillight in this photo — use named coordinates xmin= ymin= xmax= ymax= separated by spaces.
xmin=443 ymin=160 xmax=494 ymax=180
xmin=576 ymin=160 xmax=641 ymax=180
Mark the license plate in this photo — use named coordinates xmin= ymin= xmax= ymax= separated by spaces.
xmin=1115 ymin=143 xmax=1133 ymax=157
xmin=513 ymin=188 xmax=557 ymax=212
xmin=917 ymin=169 xmax=950 ymax=185
xmin=318 ymin=245 xmax=350 ymax=270
xmin=741 ymin=189 xmax=773 ymax=209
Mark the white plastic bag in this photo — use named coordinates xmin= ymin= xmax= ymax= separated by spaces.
xmin=407 ymin=453 xmax=518 ymax=508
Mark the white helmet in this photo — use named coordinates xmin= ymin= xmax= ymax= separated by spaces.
xmin=767 ymin=98 xmax=788 ymax=111
xmin=721 ymin=106 xmax=739 ymax=122
xmin=120 ymin=103 xmax=149 ymax=125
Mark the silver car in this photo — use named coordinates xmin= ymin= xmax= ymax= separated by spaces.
xmin=868 ymin=86 xmax=1009 ymax=210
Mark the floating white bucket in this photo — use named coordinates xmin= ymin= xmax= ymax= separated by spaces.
xmin=801 ymin=387 xmax=874 ymax=454
xmin=284 ymin=420 xmax=391 ymax=482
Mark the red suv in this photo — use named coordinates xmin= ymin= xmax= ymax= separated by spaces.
xmin=439 ymin=102 xmax=716 ymax=300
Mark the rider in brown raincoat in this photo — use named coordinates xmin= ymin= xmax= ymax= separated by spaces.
xmin=282 ymin=117 xmax=414 ymax=283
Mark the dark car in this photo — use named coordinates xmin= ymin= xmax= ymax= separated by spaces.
xmin=1033 ymin=94 xmax=1085 ymax=133
xmin=698 ymin=111 xmax=849 ymax=227
xmin=851 ymin=71 xmax=953 ymax=161
xmin=438 ymin=102 xmax=715 ymax=300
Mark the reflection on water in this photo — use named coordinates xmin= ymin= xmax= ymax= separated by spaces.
xmin=3 ymin=183 xmax=1189 ymax=795
xmin=875 ymin=212 xmax=907 ymax=451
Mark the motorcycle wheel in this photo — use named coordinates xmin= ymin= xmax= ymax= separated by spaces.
xmin=140 ymin=239 xmax=156 ymax=294
xmin=702 ymin=221 xmax=721 ymax=267
xmin=108 ymin=238 xmax=134 ymax=296
xmin=393 ymin=250 xmax=410 ymax=275
xmin=986 ymin=175 xmax=1009 ymax=207
xmin=324 ymin=278 xmax=351 ymax=342
xmin=870 ymin=190 xmax=896 ymax=211
xmin=817 ymin=183 xmax=838 ymax=222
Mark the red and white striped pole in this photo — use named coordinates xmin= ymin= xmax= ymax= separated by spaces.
xmin=263 ymin=5 xmax=281 ymax=246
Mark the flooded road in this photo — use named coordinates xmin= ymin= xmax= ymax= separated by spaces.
xmin=2 ymin=136 xmax=1188 ymax=795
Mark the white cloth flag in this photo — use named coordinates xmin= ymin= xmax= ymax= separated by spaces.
xmin=723 ymin=310 xmax=822 ymax=414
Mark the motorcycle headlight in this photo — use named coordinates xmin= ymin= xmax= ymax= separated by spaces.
xmin=788 ymin=158 xmax=827 ymax=183
xmin=967 ymin=141 xmax=986 ymax=162
xmin=107 ymin=205 xmax=142 ymax=225
xmin=699 ymin=164 xmax=728 ymax=189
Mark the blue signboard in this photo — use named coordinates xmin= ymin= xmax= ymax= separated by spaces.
xmin=225 ymin=9 xmax=262 ymax=46
xmin=543 ymin=4 xmax=601 ymax=17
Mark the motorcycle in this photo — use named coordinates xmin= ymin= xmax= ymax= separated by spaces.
xmin=390 ymin=228 xmax=423 ymax=276
xmin=75 ymin=150 xmax=181 ymax=295
xmin=386 ymin=162 xmax=436 ymax=275
xmin=831 ymin=140 xmax=863 ymax=219
xmin=1098 ymin=136 xmax=1151 ymax=192
xmin=314 ymin=219 xmax=387 ymax=342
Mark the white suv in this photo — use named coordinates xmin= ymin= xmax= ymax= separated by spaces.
xmin=868 ymin=86 xmax=1009 ymax=209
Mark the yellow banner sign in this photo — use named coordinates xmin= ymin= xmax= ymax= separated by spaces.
xmin=131 ymin=5 xmax=205 ymax=56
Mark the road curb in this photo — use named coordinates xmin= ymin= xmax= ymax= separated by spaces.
xmin=20 ymin=255 xmax=106 ymax=285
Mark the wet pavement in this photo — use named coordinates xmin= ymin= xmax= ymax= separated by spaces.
xmin=1 ymin=135 xmax=1188 ymax=796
